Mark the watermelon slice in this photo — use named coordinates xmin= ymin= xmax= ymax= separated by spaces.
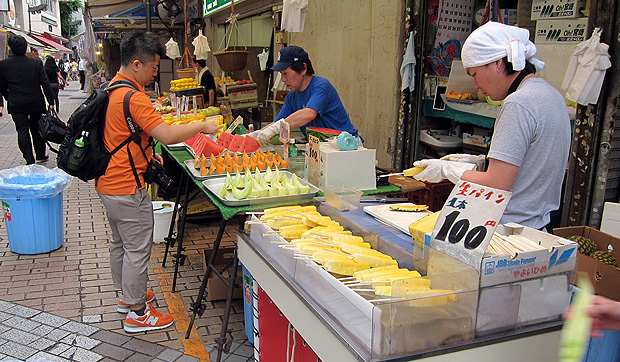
xmin=217 ymin=132 xmax=233 ymax=148
xmin=184 ymin=133 xmax=200 ymax=148
xmin=192 ymin=134 xmax=208 ymax=157
xmin=306 ymin=127 xmax=342 ymax=142
xmin=241 ymin=135 xmax=260 ymax=153
xmin=202 ymin=136 xmax=225 ymax=158
xmin=228 ymin=134 xmax=245 ymax=153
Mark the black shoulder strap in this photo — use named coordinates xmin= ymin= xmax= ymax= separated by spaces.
xmin=506 ymin=69 xmax=533 ymax=98
xmin=105 ymin=81 xmax=152 ymax=189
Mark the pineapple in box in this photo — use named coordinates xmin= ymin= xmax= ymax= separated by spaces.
xmin=567 ymin=235 xmax=598 ymax=256
xmin=590 ymin=250 xmax=617 ymax=268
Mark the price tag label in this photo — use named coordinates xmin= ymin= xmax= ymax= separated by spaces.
xmin=279 ymin=121 xmax=291 ymax=143
xmin=307 ymin=135 xmax=320 ymax=186
xmin=430 ymin=180 xmax=512 ymax=269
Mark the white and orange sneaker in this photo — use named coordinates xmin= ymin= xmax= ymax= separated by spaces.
xmin=117 ymin=289 xmax=156 ymax=313
xmin=123 ymin=302 xmax=174 ymax=333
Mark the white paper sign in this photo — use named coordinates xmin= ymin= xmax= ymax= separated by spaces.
xmin=430 ymin=180 xmax=512 ymax=269
xmin=306 ymin=135 xmax=320 ymax=186
xmin=280 ymin=120 xmax=291 ymax=143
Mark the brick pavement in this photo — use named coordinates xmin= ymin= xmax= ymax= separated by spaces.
xmin=0 ymin=81 xmax=253 ymax=362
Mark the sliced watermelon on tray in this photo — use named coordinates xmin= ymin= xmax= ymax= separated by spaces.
xmin=217 ymin=132 xmax=233 ymax=148
xmin=202 ymin=136 xmax=225 ymax=157
xmin=193 ymin=134 xmax=208 ymax=157
xmin=227 ymin=134 xmax=245 ymax=153
xmin=241 ymin=135 xmax=260 ymax=153
xmin=184 ymin=133 xmax=200 ymax=148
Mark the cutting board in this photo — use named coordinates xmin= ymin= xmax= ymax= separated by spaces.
xmin=363 ymin=203 xmax=432 ymax=235
xmin=388 ymin=175 xmax=426 ymax=193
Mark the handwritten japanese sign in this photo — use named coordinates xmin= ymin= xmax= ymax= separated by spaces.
xmin=430 ymin=180 xmax=512 ymax=269
xmin=306 ymin=135 xmax=320 ymax=186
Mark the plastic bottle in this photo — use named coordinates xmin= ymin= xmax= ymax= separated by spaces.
xmin=67 ymin=131 xmax=88 ymax=171
xmin=288 ymin=139 xmax=298 ymax=158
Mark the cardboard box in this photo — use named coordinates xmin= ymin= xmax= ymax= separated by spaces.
xmin=273 ymin=90 xmax=289 ymax=102
xmin=531 ymin=0 xmax=586 ymax=19
xmin=203 ymin=247 xmax=243 ymax=301
xmin=230 ymin=99 xmax=259 ymax=110
xmin=535 ymin=18 xmax=588 ymax=43
xmin=462 ymin=131 xmax=491 ymax=149
xmin=227 ymin=84 xmax=258 ymax=102
xmin=553 ymin=226 xmax=620 ymax=301
xmin=480 ymin=223 xmax=577 ymax=287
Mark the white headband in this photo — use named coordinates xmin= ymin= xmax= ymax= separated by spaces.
xmin=461 ymin=22 xmax=545 ymax=72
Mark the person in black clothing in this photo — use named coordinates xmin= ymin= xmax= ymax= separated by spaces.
xmin=192 ymin=56 xmax=217 ymax=107
xmin=57 ymin=58 xmax=68 ymax=85
xmin=44 ymin=56 xmax=67 ymax=111
xmin=0 ymin=35 xmax=55 ymax=164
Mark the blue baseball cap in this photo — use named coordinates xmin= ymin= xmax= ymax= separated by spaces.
xmin=271 ymin=46 xmax=309 ymax=71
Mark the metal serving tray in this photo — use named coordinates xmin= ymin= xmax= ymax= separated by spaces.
xmin=202 ymin=171 xmax=319 ymax=206
xmin=183 ymin=159 xmax=209 ymax=179
xmin=184 ymin=159 xmax=290 ymax=180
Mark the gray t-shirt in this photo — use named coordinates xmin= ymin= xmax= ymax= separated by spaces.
xmin=488 ymin=78 xmax=570 ymax=229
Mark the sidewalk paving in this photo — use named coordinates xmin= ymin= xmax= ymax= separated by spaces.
xmin=0 ymin=81 xmax=253 ymax=362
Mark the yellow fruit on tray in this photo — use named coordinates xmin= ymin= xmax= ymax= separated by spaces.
xmin=409 ymin=211 xmax=441 ymax=245
xmin=389 ymin=204 xmax=429 ymax=212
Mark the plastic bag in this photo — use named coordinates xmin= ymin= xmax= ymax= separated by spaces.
xmin=165 ymin=38 xmax=181 ymax=59
xmin=192 ymin=30 xmax=211 ymax=60
xmin=0 ymin=165 xmax=72 ymax=199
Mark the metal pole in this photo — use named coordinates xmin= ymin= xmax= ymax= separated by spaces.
xmin=146 ymin=0 xmax=152 ymax=32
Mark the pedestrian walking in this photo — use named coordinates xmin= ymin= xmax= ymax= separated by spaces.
xmin=78 ymin=57 xmax=89 ymax=91
xmin=0 ymin=35 xmax=55 ymax=164
xmin=45 ymin=55 xmax=67 ymax=111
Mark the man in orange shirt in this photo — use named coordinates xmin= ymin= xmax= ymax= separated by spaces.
xmin=96 ymin=31 xmax=217 ymax=333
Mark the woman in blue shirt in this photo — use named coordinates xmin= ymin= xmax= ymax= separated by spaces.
xmin=252 ymin=46 xmax=359 ymax=144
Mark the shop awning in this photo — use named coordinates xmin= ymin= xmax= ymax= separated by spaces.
xmin=30 ymin=34 xmax=72 ymax=53
xmin=6 ymin=29 xmax=49 ymax=50
xmin=86 ymin=0 xmax=144 ymax=18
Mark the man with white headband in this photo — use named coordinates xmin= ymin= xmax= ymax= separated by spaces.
xmin=458 ymin=22 xmax=571 ymax=230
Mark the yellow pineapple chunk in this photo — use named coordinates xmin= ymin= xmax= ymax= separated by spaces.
xmin=266 ymin=219 xmax=304 ymax=230
xmin=409 ymin=211 xmax=441 ymax=245
xmin=324 ymin=260 xmax=371 ymax=275
xmin=403 ymin=166 xmax=426 ymax=177
xmin=312 ymin=250 xmax=352 ymax=264
xmin=353 ymin=265 xmax=399 ymax=280
xmin=279 ymin=224 xmax=310 ymax=232
xmin=353 ymin=253 xmax=398 ymax=267
xmin=280 ymin=229 xmax=307 ymax=240
xmin=374 ymin=286 xmax=393 ymax=296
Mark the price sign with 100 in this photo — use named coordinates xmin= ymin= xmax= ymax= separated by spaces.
xmin=430 ymin=180 xmax=511 ymax=267
xmin=306 ymin=135 xmax=320 ymax=186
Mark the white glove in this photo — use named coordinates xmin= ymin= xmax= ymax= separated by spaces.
xmin=440 ymin=153 xmax=486 ymax=171
xmin=413 ymin=159 xmax=476 ymax=184
xmin=248 ymin=119 xmax=284 ymax=146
